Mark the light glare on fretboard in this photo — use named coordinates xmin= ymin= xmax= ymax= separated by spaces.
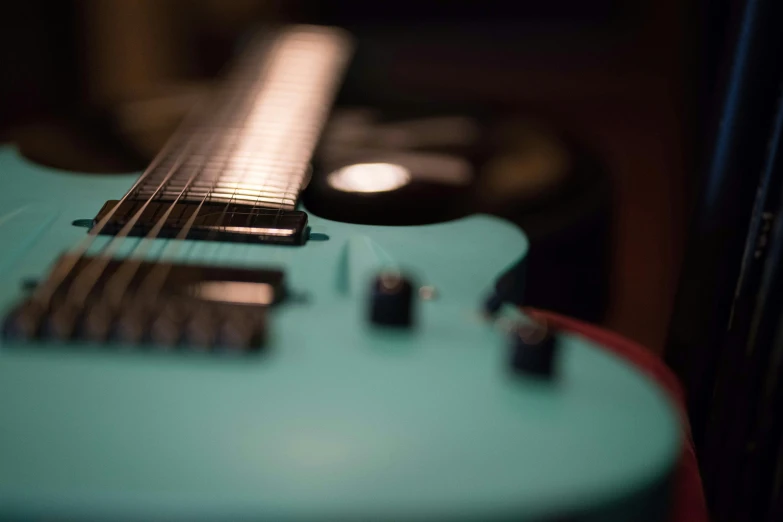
xmin=130 ymin=26 xmax=352 ymax=211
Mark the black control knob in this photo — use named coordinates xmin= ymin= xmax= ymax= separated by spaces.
xmin=482 ymin=268 xmax=525 ymax=317
xmin=483 ymin=291 xmax=505 ymax=317
xmin=370 ymin=271 xmax=414 ymax=327
xmin=510 ymin=320 xmax=559 ymax=379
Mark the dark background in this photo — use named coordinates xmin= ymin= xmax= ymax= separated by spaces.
xmin=0 ymin=0 xmax=736 ymax=353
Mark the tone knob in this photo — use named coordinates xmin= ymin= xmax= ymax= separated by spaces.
xmin=510 ymin=319 xmax=559 ymax=379
xmin=369 ymin=271 xmax=414 ymax=327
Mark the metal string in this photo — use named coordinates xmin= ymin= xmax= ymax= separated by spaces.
xmin=36 ymin=28 xmax=349 ymax=333
xmin=129 ymin=35 xmax=304 ymax=301
xmin=58 ymin=102 xmax=231 ymax=308
xmin=197 ymin=29 xmax=350 ymax=261
xmin=135 ymin=30 xmax=349 ymax=306
xmin=269 ymin=34 xmax=348 ymax=232
xmin=29 ymin=102 xmax=211 ymax=313
xmin=120 ymin=40 xmax=281 ymax=306
xmin=52 ymin=32 xmax=285 ymax=318
xmin=96 ymin=37 xmax=280 ymax=312
xmin=101 ymin=133 xmax=225 ymax=311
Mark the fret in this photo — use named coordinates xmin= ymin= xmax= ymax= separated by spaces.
xmin=126 ymin=26 xmax=352 ymax=211
xmin=140 ymin=174 xmax=307 ymax=193
xmin=137 ymin=191 xmax=298 ymax=202
xmin=137 ymin=192 xmax=298 ymax=207
xmin=145 ymin=156 xmax=311 ymax=169
xmin=143 ymin=179 xmax=303 ymax=191
xmin=144 ymin=165 xmax=307 ymax=178
xmin=137 ymin=187 xmax=299 ymax=199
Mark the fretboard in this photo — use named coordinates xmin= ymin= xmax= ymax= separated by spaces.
xmin=130 ymin=26 xmax=352 ymax=210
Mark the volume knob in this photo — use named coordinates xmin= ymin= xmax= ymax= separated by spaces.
xmin=369 ymin=271 xmax=414 ymax=328
xmin=510 ymin=319 xmax=559 ymax=379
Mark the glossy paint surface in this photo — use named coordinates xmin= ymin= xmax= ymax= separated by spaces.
xmin=0 ymin=147 xmax=678 ymax=520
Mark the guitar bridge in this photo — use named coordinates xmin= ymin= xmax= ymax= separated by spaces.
xmin=92 ymin=200 xmax=309 ymax=245
xmin=2 ymin=256 xmax=285 ymax=353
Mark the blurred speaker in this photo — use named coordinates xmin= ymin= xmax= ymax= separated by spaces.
xmin=306 ymin=105 xmax=612 ymax=322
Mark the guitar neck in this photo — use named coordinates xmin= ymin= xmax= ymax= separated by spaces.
xmin=129 ymin=26 xmax=352 ymax=210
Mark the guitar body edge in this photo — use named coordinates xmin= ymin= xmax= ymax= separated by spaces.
xmin=0 ymin=147 xmax=679 ymax=521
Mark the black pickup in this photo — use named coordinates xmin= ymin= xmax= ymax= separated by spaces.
xmin=92 ymin=200 xmax=308 ymax=246
xmin=3 ymin=255 xmax=286 ymax=352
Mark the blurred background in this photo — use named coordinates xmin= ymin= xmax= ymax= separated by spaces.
xmin=0 ymin=0 xmax=733 ymax=353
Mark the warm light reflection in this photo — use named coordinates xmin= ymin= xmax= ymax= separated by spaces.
xmin=199 ymin=226 xmax=296 ymax=236
xmin=134 ymin=27 xmax=351 ymax=209
xmin=190 ymin=281 xmax=274 ymax=305
xmin=221 ymin=28 xmax=350 ymax=208
xmin=327 ymin=163 xmax=412 ymax=193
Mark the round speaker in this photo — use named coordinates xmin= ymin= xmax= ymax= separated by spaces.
xmin=304 ymin=105 xmax=612 ymax=322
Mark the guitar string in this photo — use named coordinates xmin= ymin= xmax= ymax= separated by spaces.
xmin=100 ymin=129 xmax=228 ymax=311
xmin=238 ymin=41 xmax=303 ymax=233
xmin=268 ymin=39 xmax=319 ymax=233
xmin=135 ymin=31 xmax=346 ymax=309
xmin=127 ymin=38 xmax=282 ymax=307
xmin=203 ymin=35 xmax=295 ymax=248
xmin=198 ymin=31 xmax=344 ymax=240
xmin=29 ymin=101 xmax=211 ymax=313
xmin=211 ymin=29 xmax=350 ymax=237
xmin=146 ymin=27 xmax=346 ymax=277
xmin=54 ymin=39 xmax=267 ymax=316
xmin=97 ymin=36 xmax=278 ymax=312
xmin=224 ymin=34 xmax=305 ymax=237
xmin=267 ymin=34 xmax=350 ymax=237
xmin=131 ymin=34 xmax=311 ymax=300
xmin=60 ymin=114 xmax=219 ymax=316
xmin=42 ymin=28 xmax=346 ymax=332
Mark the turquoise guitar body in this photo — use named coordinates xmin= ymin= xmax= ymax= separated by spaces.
xmin=0 ymin=146 xmax=679 ymax=520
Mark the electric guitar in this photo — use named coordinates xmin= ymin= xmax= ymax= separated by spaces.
xmin=0 ymin=26 xmax=678 ymax=521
